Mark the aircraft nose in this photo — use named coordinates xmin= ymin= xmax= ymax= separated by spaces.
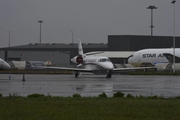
xmin=5 ymin=63 xmax=11 ymax=69
xmin=128 ymin=57 xmax=132 ymax=63
xmin=105 ymin=62 xmax=114 ymax=70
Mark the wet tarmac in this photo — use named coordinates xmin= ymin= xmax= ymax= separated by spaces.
xmin=0 ymin=74 xmax=180 ymax=97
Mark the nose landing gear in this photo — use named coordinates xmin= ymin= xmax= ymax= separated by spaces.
xmin=106 ymin=70 xmax=112 ymax=78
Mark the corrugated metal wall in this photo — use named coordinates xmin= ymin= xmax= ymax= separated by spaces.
xmin=108 ymin=35 xmax=180 ymax=51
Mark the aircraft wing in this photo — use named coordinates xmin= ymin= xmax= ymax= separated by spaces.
xmin=35 ymin=66 xmax=93 ymax=72
xmin=35 ymin=66 xmax=155 ymax=72
xmin=112 ymin=67 xmax=156 ymax=71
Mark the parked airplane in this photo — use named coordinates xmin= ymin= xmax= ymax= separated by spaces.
xmin=38 ymin=40 xmax=155 ymax=78
xmin=128 ymin=48 xmax=180 ymax=67
xmin=0 ymin=58 xmax=11 ymax=70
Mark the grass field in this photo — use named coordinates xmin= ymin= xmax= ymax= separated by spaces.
xmin=0 ymin=94 xmax=180 ymax=120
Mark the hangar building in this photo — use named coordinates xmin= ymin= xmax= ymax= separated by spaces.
xmin=0 ymin=35 xmax=179 ymax=67
xmin=108 ymin=35 xmax=180 ymax=51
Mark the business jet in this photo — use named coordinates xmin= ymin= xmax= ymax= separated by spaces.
xmin=40 ymin=40 xmax=155 ymax=78
xmin=0 ymin=58 xmax=11 ymax=70
xmin=128 ymin=48 xmax=180 ymax=67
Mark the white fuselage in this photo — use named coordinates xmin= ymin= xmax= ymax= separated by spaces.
xmin=128 ymin=48 xmax=180 ymax=66
xmin=42 ymin=39 xmax=155 ymax=78
xmin=72 ymin=55 xmax=114 ymax=71
xmin=0 ymin=58 xmax=11 ymax=70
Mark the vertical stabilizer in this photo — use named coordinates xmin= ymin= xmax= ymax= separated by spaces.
xmin=78 ymin=39 xmax=84 ymax=56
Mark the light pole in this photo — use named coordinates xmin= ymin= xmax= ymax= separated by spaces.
xmin=147 ymin=5 xmax=157 ymax=48
xmin=69 ymin=30 xmax=74 ymax=57
xmin=171 ymin=0 xmax=176 ymax=73
xmin=9 ymin=31 xmax=12 ymax=47
xmin=38 ymin=20 xmax=44 ymax=44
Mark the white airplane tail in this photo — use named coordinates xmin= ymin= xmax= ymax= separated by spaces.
xmin=78 ymin=39 xmax=85 ymax=57
xmin=70 ymin=39 xmax=86 ymax=64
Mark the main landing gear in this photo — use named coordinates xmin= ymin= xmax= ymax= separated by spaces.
xmin=106 ymin=70 xmax=112 ymax=78
xmin=75 ymin=71 xmax=80 ymax=78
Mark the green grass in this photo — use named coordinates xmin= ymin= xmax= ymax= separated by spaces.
xmin=0 ymin=96 xmax=180 ymax=120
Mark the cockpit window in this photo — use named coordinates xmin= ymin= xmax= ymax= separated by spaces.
xmin=98 ymin=58 xmax=111 ymax=62
xmin=128 ymin=55 xmax=133 ymax=59
xmin=130 ymin=55 xmax=133 ymax=57
xmin=106 ymin=58 xmax=111 ymax=62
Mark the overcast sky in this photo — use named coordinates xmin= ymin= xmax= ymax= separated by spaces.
xmin=0 ymin=0 xmax=179 ymax=47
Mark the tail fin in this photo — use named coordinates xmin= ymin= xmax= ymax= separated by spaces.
xmin=78 ymin=39 xmax=84 ymax=56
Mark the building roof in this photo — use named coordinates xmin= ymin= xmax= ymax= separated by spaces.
xmin=0 ymin=43 xmax=108 ymax=51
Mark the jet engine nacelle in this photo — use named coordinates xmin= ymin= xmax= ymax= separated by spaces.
xmin=71 ymin=55 xmax=84 ymax=64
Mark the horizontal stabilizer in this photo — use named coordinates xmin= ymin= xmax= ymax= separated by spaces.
xmin=85 ymin=51 xmax=105 ymax=56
